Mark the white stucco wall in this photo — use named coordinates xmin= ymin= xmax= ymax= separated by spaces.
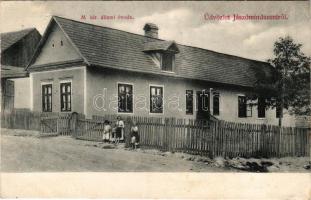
xmin=216 ymin=88 xmax=296 ymax=126
xmin=30 ymin=66 xmax=86 ymax=113
xmin=85 ymin=68 xmax=297 ymax=126
xmin=10 ymin=78 xmax=31 ymax=109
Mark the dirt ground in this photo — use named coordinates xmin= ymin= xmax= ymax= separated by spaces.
xmin=1 ymin=129 xmax=310 ymax=172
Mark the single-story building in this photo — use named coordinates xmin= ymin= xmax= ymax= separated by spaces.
xmin=26 ymin=16 xmax=304 ymax=126
xmin=1 ymin=28 xmax=41 ymax=111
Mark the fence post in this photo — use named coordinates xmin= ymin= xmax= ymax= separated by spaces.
xmin=40 ymin=117 xmax=43 ymax=133
xmin=125 ymin=116 xmax=132 ymax=148
xmin=71 ymin=112 xmax=78 ymax=138
xmin=261 ymin=124 xmax=268 ymax=157
xmin=56 ymin=117 xmax=59 ymax=134
xmin=164 ymin=118 xmax=169 ymax=151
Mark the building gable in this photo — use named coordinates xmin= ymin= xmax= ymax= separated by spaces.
xmin=1 ymin=28 xmax=35 ymax=52
xmin=32 ymin=22 xmax=82 ymax=67
xmin=1 ymin=28 xmax=41 ymax=68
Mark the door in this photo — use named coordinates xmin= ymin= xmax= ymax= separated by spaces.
xmin=1 ymin=79 xmax=14 ymax=112
xmin=196 ymin=90 xmax=210 ymax=120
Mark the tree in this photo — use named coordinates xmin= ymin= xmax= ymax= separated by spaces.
xmin=251 ymin=36 xmax=310 ymax=126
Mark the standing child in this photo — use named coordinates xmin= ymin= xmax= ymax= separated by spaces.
xmin=102 ymin=120 xmax=112 ymax=142
xmin=115 ymin=116 xmax=124 ymax=144
xmin=111 ymin=127 xmax=116 ymax=143
xmin=130 ymin=121 xmax=139 ymax=149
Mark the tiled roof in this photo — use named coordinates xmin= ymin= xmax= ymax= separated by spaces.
xmin=30 ymin=16 xmax=274 ymax=88
xmin=1 ymin=28 xmax=36 ymax=52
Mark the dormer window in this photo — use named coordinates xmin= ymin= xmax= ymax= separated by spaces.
xmin=143 ymin=40 xmax=179 ymax=73
xmin=161 ymin=52 xmax=174 ymax=71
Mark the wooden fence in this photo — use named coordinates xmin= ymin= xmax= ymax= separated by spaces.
xmin=138 ymin=119 xmax=310 ymax=158
xmin=1 ymin=109 xmax=81 ymax=136
xmin=1 ymin=109 xmax=41 ymax=130
xmin=75 ymin=115 xmax=310 ymax=158
xmin=2 ymin=110 xmax=310 ymax=158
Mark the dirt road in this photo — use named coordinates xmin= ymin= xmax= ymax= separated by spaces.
xmin=1 ymin=132 xmax=225 ymax=172
xmin=2 ymin=129 xmax=309 ymax=172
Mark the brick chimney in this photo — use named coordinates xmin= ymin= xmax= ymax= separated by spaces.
xmin=143 ymin=23 xmax=159 ymax=38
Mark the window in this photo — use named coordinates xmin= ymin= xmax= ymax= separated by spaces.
xmin=118 ymin=83 xmax=133 ymax=113
xmin=161 ymin=53 xmax=174 ymax=71
xmin=60 ymin=40 xmax=63 ymax=46
xmin=276 ymin=104 xmax=282 ymax=118
xmin=238 ymin=96 xmax=247 ymax=118
xmin=213 ymin=92 xmax=220 ymax=116
xmin=258 ymin=97 xmax=266 ymax=118
xmin=60 ymin=82 xmax=71 ymax=112
xmin=42 ymin=84 xmax=52 ymax=112
xmin=186 ymin=90 xmax=193 ymax=115
xmin=150 ymin=86 xmax=163 ymax=113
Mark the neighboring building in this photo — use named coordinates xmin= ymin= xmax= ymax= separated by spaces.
xmin=1 ymin=28 xmax=42 ymax=68
xmin=1 ymin=28 xmax=42 ymax=111
xmin=26 ymin=16 xmax=302 ymax=126
xmin=1 ymin=65 xmax=28 ymax=111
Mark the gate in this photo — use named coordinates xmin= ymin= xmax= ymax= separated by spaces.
xmin=40 ymin=113 xmax=75 ymax=135
xmin=40 ymin=115 xmax=58 ymax=134
xmin=74 ymin=118 xmax=106 ymax=141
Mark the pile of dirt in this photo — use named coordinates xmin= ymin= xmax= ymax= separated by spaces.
xmin=135 ymin=148 xmax=310 ymax=172
xmin=84 ymin=142 xmax=119 ymax=149
xmin=208 ymin=157 xmax=310 ymax=172
xmin=102 ymin=145 xmax=116 ymax=149
xmin=226 ymin=157 xmax=275 ymax=172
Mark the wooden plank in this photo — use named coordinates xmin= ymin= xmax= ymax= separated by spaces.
xmin=234 ymin=123 xmax=239 ymax=158
xmin=221 ymin=121 xmax=225 ymax=157
xmin=281 ymin=127 xmax=285 ymax=157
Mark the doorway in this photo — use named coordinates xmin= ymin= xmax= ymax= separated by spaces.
xmin=196 ymin=89 xmax=210 ymax=120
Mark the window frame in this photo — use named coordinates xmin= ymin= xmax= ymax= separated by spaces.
xmin=149 ymin=85 xmax=164 ymax=114
xmin=60 ymin=80 xmax=72 ymax=112
xmin=160 ymin=52 xmax=175 ymax=72
xmin=186 ymin=90 xmax=194 ymax=115
xmin=117 ymin=82 xmax=134 ymax=114
xmin=247 ymin=102 xmax=253 ymax=117
xmin=41 ymin=83 xmax=53 ymax=112
xmin=238 ymin=95 xmax=247 ymax=118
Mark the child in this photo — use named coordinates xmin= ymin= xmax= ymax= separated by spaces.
xmin=115 ymin=116 xmax=124 ymax=144
xmin=130 ymin=121 xmax=139 ymax=149
xmin=102 ymin=120 xmax=111 ymax=142
xmin=111 ymin=127 xmax=116 ymax=143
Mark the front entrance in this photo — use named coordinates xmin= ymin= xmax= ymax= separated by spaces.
xmin=1 ymin=79 xmax=14 ymax=112
xmin=196 ymin=90 xmax=210 ymax=120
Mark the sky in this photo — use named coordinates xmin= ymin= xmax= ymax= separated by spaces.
xmin=1 ymin=1 xmax=310 ymax=61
